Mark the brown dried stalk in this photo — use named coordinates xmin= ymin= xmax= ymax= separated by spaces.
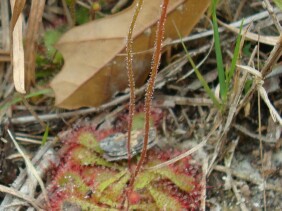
xmin=128 ymin=0 xmax=169 ymax=191
xmin=126 ymin=0 xmax=144 ymax=168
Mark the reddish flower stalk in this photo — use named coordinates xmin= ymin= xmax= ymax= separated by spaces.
xmin=126 ymin=0 xmax=143 ymax=169
xmin=128 ymin=0 xmax=169 ymax=194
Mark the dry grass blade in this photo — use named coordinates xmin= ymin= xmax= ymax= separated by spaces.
xmin=177 ymin=18 xmax=214 ymax=82
xmin=147 ymin=120 xmax=221 ymax=170
xmin=232 ymin=182 xmax=248 ymax=211
xmin=236 ymin=34 xmax=282 ymax=118
xmin=262 ymin=0 xmax=282 ymax=32
xmin=10 ymin=0 xmax=26 ymax=94
xmin=0 ymin=184 xmax=43 ymax=210
xmin=237 ymin=65 xmax=282 ymax=125
xmin=218 ymin=20 xmax=279 ymax=46
xmin=200 ymin=158 xmax=208 ymax=211
xmin=214 ymin=165 xmax=282 ymax=193
xmin=10 ymin=0 xmax=26 ymax=32
xmin=1 ymin=0 xmax=10 ymax=50
xmin=24 ymin=0 xmax=46 ymax=91
xmin=6 ymin=130 xmax=51 ymax=208
xmin=260 ymin=33 xmax=282 ymax=76
xmin=0 ymin=50 xmax=10 ymax=62
xmin=0 ymin=140 xmax=56 ymax=208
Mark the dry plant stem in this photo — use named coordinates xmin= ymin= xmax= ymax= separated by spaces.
xmin=1 ymin=0 xmax=10 ymax=49
xmin=231 ymin=182 xmax=248 ymax=211
xmin=112 ymin=0 xmax=129 ymax=13
xmin=6 ymin=130 xmax=50 ymax=208
xmin=129 ymin=0 xmax=169 ymax=188
xmin=236 ymin=34 xmax=282 ymax=115
xmin=258 ymin=95 xmax=267 ymax=210
xmin=21 ymin=96 xmax=46 ymax=129
xmin=170 ymin=9 xmax=279 ymax=45
xmin=233 ymin=124 xmax=272 ymax=143
xmin=0 ymin=140 xmax=55 ymax=208
xmin=126 ymin=0 xmax=143 ymax=168
xmin=262 ymin=0 xmax=282 ymax=32
xmin=256 ymin=40 xmax=267 ymax=210
xmin=0 ymin=184 xmax=42 ymax=210
xmin=24 ymin=0 xmax=46 ymax=90
xmin=200 ymin=158 xmax=208 ymax=211
xmin=9 ymin=0 xmax=26 ymax=33
xmin=233 ymin=0 xmax=247 ymax=21
xmin=10 ymin=0 xmax=26 ymax=94
xmin=260 ymin=33 xmax=282 ymax=77
xmin=62 ymin=0 xmax=74 ymax=27
xmin=148 ymin=119 xmax=221 ymax=170
xmin=214 ymin=165 xmax=282 ymax=193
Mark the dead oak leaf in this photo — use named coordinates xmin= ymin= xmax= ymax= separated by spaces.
xmin=50 ymin=0 xmax=210 ymax=109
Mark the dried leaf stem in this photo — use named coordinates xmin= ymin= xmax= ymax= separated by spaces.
xmin=126 ymin=0 xmax=143 ymax=168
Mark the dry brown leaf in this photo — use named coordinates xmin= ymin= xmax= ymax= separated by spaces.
xmin=51 ymin=0 xmax=210 ymax=109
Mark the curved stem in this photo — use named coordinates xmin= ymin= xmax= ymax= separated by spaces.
xmin=126 ymin=0 xmax=143 ymax=169
xmin=128 ymin=0 xmax=169 ymax=191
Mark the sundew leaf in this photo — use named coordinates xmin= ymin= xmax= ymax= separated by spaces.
xmin=148 ymin=185 xmax=183 ymax=210
xmin=78 ymin=131 xmax=103 ymax=153
xmin=130 ymin=203 xmax=158 ymax=210
xmin=97 ymin=170 xmax=128 ymax=193
xmin=65 ymin=198 xmax=118 ymax=211
xmin=71 ymin=146 xmax=113 ymax=167
xmin=134 ymin=170 xmax=156 ymax=190
xmin=58 ymin=172 xmax=88 ymax=194
xmin=100 ymin=172 xmax=131 ymax=206
xmin=155 ymin=167 xmax=195 ymax=192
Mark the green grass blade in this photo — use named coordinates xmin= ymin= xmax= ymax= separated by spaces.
xmin=274 ymin=0 xmax=282 ymax=11
xmin=226 ymin=19 xmax=244 ymax=85
xmin=174 ymin=24 xmax=221 ymax=109
xmin=42 ymin=124 xmax=49 ymax=145
xmin=0 ymin=88 xmax=53 ymax=110
xmin=212 ymin=0 xmax=227 ymax=101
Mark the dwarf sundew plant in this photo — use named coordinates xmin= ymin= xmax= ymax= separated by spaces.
xmin=47 ymin=111 xmax=202 ymax=210
xmin=47 ymin=0 xmax=204 ymax=210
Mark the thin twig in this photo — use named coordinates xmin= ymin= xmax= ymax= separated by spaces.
xmin=232 ymin=182 xmax=249 ymax=211
xmin=6 ymin=130 xmax=51 ymax=208
xmin=262 ymin=0 xmax=282 ymax=32
xmin=200 ymin=157 xmax=208 ymax=211
xmin=233 ymin=124 xmax=274 ymax=143
xmin=170 ymin=9 xmax=280 ymax=45
xmin=147 ymin=120 xmax=221 ymax=170
xmin=0 ymin=184 xmax=43 ymax=210
xmin=214 ymin=165 xmax=282 ymax=193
